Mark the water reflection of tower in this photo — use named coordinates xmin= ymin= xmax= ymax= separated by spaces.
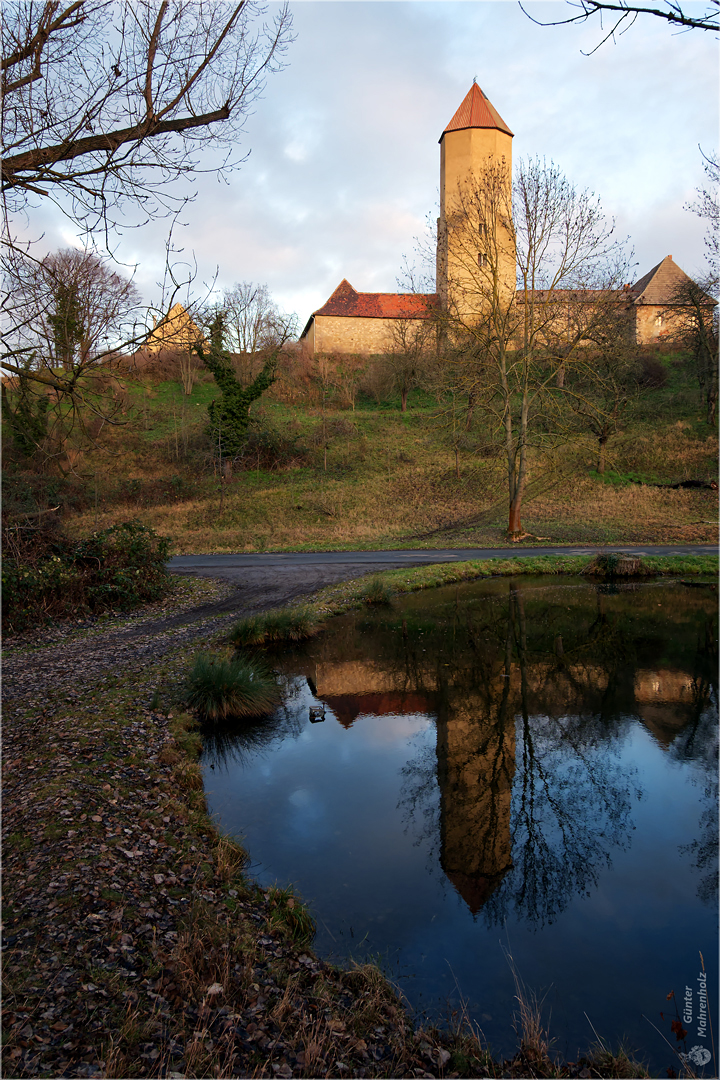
xmin=436 ymin=680 xmax=516 ymax=914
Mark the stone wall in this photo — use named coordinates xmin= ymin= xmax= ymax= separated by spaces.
xmin=634 ymin=304 xmax=673 ymax=345
xmin=308 ymin=314 xmax=404 ymax=355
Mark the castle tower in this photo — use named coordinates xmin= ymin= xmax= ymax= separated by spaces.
xmin=437 ymin=83 xmax=515 ymax=319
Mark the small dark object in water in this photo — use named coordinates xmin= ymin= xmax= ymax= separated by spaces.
xmin=309 ymin=705 xmax=325 ymax=723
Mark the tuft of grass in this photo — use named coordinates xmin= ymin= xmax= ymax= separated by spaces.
xmin=583 ymin=553 xmax=645 ymax=578
xmin=230 ymin=606 xmax=318 ymax=647
xmin=184 ymin=651 xmax=280 ymax=720
xmin=214 ymin=833 xmax=250 ymax=884
xmin=363 ymin=575 xmax=394 ymax=605
xmin=582 ymin=1044 xmax=650 ymax=1078
xmin=266 ymin=884 xmax=316 ymax=945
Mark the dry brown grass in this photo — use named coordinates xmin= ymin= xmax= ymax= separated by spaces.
xmin=16 ymin=366 xmax=714 ymax=553
xmin=62 ymin=467 xmax=718 ymax=553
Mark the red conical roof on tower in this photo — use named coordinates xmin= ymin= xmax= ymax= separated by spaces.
xmin=441 ymin=82 xmax=513 ymax=141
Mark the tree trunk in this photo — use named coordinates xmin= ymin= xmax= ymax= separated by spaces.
xmin=598 ymin=434 xmax=607 ymax=475
xmin=465 ymin=391 xmax=476 ymax=430
xmin=401 ymin=386 xmax=408 ymax=412
xmin=507 ymin=492 xmax=523 ymax=538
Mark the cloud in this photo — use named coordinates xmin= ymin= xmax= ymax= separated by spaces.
xmin=13 ymin=1 xmax=718 ymax=323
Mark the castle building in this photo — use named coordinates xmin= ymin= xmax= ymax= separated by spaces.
xmin=299 ymin=279 xmax=436 ymax=356
xmin=300 ymin=83 xmax=702 ymax=355
xmin=436 ymin=81 xmax=515 ymax=318
xmin=145 ymin=303 xmax=206 ymax=353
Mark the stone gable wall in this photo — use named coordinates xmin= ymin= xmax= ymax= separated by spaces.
xmin=308 ymin=314 xmax=408 ymax=355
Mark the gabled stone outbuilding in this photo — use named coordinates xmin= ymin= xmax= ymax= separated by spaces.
xmin=626 ymin=255 xmax=705 ymax=344
xmin=300 ymin=279 xmax=436 ymax=355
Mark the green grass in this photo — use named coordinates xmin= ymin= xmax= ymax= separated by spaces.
xmin=184 ymin=651 xmax=281 ymax=719
xmin=4 ymin=347 xmax=717 ymax=555
xmin=230 ymin=606 xmax=318 ymax=647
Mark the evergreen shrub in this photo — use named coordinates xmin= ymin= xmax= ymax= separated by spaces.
xmin=2 ymin=519 xmax=171 ymax=633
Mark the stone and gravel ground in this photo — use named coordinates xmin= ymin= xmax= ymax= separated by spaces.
xmin=2 ymin=572 xmax=650 ymax=1080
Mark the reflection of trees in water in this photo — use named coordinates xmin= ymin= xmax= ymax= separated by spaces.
xmin=397 ymin=734 xmax=441 ymax=860
xmin=502 ymin=582 xmax=640 ymax=927
xmin=670 ymin=606 xmax=719 ymax=906
xmin=487 ymin=712 xmax=638 ymax=927
xmin=200 ymin=676 xmax=306 ymax=771
xmin=399 ymin=582 xmax=642 ymax=927
xmin=674 ymin=701 xmax=719 ymax=907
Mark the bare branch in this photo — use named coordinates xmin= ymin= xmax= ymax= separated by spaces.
xmin=1 ymin=1 xmax=87 ymax=94
xmin=519 ymin=0 xmax=719 ymax=35
xmin=1 ymin=1 xmax=295 ymax=234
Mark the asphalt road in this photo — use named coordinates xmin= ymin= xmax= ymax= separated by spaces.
xmin=169 ymin=543 xmax=718 ymax=573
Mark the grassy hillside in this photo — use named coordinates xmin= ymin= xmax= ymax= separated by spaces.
xmin=3 ymin=347 xmax=717 ymax=553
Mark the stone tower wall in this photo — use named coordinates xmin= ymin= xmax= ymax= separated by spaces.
xmin=438 ymin=125 xmax=515 ymax=319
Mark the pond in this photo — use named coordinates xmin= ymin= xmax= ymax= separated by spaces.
xmin=201 ymin=576 xmax=718 ymax=1075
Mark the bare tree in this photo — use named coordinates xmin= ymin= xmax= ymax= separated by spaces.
xmin=563 ymin=311 xmax=642 ymax=473
xmin=520 ymin=1 xmax=719 ymax=53
xmin=665 ymin=277 xmax=718 ymax=425
xmin=385 ymin=317 xmax=435 ymax=412
xmin=668 ymin=149 xmax=720 ymax=425
xmin=2 ymin=246 xmax=142 ymax=462
xmin=439 ymin=157 xmax=632 ymax=538
xmin=2 ymin=1 xmax=294 ymax=233
xmin=206 ymin=282 xmax=298 ymax=385
xmin=686 ymin=149 xmax=719 ymax=279
xmin=8 ymin=247 xmax=142 ymax=369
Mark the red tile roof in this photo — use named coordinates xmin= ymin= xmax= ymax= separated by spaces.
xmin=312 ymin=279 xmax=437 ymax=320
xmin=441 ymin=83 xmax=513 ymax=140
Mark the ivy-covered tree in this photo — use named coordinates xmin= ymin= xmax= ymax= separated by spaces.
xmin=48 ymin=281 xmax=85 ymax=370
xmin=197 ymin=291 xmax=296 ymax=460
xmin=197 ymin=342 xmax=278 ymax=460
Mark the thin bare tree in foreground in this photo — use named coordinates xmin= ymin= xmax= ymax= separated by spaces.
xmin=1 ymin=1 xmax=294 ymax=411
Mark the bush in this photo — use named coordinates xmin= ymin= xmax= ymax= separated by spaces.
xmin=238 ymin=426 xmax=310 ymax=471
xmin=185 ymin=652 xmax=280 ymax=720
xmin=1 ymin=519 xmax=171 ymax=634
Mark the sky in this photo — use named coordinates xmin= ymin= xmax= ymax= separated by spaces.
xmin=35 ymin=0 xmax=719 ymax=330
